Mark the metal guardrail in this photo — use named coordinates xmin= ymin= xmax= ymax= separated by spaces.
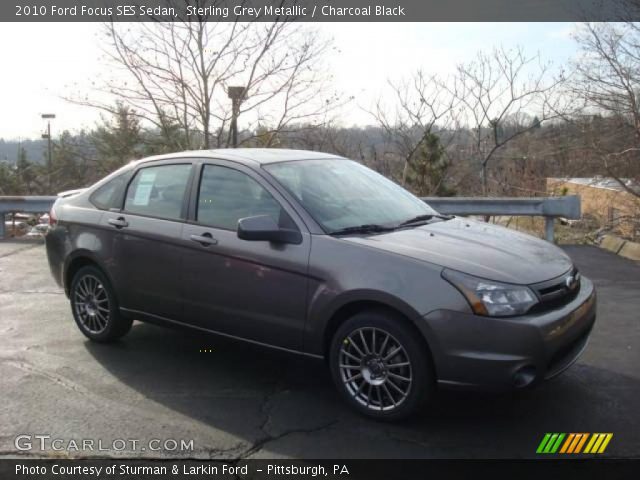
xmin=0 ymin=195 xmax=581 ymax=243
xmin=422 ymin=195 xmax=581 ymax=243
xmin=0 ymin=196 xmax=57 ymax=239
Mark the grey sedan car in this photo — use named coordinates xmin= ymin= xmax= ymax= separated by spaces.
xmin=46 ymin=149 xmax=596 ymax=419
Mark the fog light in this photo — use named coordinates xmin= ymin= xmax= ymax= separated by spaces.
xmin=513 ymin=365 xmax=537 ymax=388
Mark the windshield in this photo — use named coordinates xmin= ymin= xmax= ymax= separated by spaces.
xmin=264 ymin=159 xmax=438 ymax=233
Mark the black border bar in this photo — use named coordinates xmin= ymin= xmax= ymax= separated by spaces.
xmin=1 ymin=459 xmax=639 ymax=480
xmin=4 ymin=0 xmax=640 ymax=22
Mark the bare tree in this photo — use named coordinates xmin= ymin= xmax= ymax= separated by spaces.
xmin=448 ymin=46 xmax=566 ymax=195
xmin=67 ymin=1 xmax=341 ymax=150
xmin=571 ymin=22 xmax=640 ymax=198
xmin=370 ymin=70 xmax=459 ymax=190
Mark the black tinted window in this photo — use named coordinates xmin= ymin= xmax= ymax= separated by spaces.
xmin=90 ymin=173 xmax=128 ymax=210
xmin=197 ymin=165 xmax=286 ymax=230
xmin=124 ymin=164 xmax=191 ymax=220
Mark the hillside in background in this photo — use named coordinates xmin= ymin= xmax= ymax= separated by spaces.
xmin=0 ymin=139 xmax=46 ymax=164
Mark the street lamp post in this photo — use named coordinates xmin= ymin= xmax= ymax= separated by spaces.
xmin=227 ymin=86 xmax=247 ymax=148
xmin=41 ymin=113 xmax=55 ymax=193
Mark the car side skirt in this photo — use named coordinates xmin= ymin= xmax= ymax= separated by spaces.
xmin=120 ymin=307 xmax=325 ymax=360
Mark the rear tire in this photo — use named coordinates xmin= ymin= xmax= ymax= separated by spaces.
xmin=70 ymin=266 xmax=132 ymax=343
xmin=329 ymin=309 xmax=435 ymax=420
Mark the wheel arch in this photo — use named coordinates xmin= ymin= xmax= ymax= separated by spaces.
xmin=63 ymin=252 xmax=113 ymax=298
xmin=317 ymin=293 xmax=437 ymax=371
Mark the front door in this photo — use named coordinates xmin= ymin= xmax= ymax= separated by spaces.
xmin=181 ymin=162 xmax=310 ymax=351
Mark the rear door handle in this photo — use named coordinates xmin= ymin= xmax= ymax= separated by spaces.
xmin=108 ymin=217 xmax=129 ymax=229
xmin=190 ymin=232 xmax=218 ymax=247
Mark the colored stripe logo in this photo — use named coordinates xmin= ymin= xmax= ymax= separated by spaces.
xmin=536 ymin=433 xmax=613 ymax=454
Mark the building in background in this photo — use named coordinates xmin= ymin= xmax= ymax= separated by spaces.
xmin=548 ymin=177 xmax=640 ymax=239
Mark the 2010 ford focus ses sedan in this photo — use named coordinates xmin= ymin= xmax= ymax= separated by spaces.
xmin=46 ymin=149 xmax=596 ymax=419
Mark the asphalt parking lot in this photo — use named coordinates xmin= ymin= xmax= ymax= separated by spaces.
xmin=0 ymin=240 xmax=639 ymax=459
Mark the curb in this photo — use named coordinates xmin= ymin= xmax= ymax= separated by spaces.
xmin=600 ymin=234 xmax=640 ymax=261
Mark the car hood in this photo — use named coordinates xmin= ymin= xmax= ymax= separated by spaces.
xmin=342 ymin=218 xmax=573 ymax=284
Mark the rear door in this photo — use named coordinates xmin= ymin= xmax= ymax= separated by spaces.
xmin=181 ymin=160 xmax=311 ymax=351
xmin=100 ymin=160 xmax=194 ymax=321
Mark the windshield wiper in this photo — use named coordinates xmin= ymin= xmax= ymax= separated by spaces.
xmin=329 ymin=224 xmax=396 ymax=236
xmin=398 ymin=213 xmax=454 ymax=227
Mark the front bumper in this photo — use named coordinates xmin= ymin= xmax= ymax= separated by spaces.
xmin=423 ymin=276 xmax=597 ymax=390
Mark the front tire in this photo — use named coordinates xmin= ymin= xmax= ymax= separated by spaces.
xmin=70 ymin=266 xmax=132 ymax=342
xmin=329 ymin=310 xmax=435 ymax=420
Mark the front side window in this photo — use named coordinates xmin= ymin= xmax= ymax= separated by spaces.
xmin=264 ymin=159 xmax=437 ymax=232
xmin=124 ymin=164 xmax=191 ymax=220
xmin=197 ymin=165 xmax=288 ymax=230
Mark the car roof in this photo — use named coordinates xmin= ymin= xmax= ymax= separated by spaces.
xmin=133 ymin=148 xmax=345 ymax=167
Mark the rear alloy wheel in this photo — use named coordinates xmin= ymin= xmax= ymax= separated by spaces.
xmin=329 ymin=310 xmax=434 ymax=420
xmin=70 ymin=266 xmax=132 ymax=342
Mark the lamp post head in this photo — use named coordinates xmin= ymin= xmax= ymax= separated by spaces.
xmin=227 ymin=86 xmax=247 ymax=100
xmin=41 ymin=114 xmax=56 ymax=119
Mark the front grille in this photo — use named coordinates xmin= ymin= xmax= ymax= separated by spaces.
xmin=529 ymin=268 xmax=581 ymax=314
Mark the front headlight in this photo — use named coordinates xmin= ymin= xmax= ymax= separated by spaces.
xmin=442 ymin=269 xmax=538 ymax=317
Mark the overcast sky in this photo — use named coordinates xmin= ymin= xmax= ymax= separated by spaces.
xmin=0 ymin=22 xmax=579 ymax=140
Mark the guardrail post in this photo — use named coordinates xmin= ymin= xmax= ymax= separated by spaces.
xmin=544 ymin=217 xmax=554 ymax=243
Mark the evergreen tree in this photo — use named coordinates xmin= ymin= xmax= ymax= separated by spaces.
xmin=406 ymin=132 xmax=455 ymax=197
xmin=16 ymin=146 xmax=38 ymax=194
xmin=142 ymin=111 xmax=190 ymax=156
xmin=0 ymin=162 xmax=19 ymax=195
xmin=530 ymin=116 xmax=542 ymax=129
xmin=92 ymin=103 xmax=144 ymax=175
xmin=50 ymin=131 xmax=89 ymax=192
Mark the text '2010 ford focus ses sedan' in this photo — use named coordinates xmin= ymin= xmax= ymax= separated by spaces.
xmin=46 ymin=149 xmax=596 ymax=419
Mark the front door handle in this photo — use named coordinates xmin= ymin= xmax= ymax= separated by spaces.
xmin=190 ymin=232 xmax=218 ymax=247
xmin=108 ymin=217 xmax=129 ymax=229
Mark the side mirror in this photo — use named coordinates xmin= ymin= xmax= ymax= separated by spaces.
xmin=237 ymin=215 xmax=302 ymax=245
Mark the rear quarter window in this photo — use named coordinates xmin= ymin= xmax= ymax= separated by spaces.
xmin=89 ymin=173 xmax=129 ymax=210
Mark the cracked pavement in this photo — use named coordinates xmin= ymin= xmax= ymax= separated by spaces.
xmin=0 ymin=240 xmax=639 ymax=458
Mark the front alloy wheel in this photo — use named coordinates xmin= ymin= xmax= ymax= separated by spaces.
xmin=330 ymin=310 xmax=434 ymax=420
xmin=339 ymin=327 xmax=412 ymax=411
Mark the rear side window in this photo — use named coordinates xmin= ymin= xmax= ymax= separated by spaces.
xmin=124 ymin=164 xmax=191 ymax=220
xmin=90 ymin=173 xmax=128 ymax=210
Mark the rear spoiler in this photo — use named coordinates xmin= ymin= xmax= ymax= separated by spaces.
xmin=57 ymin=188 xmax=87 ymax=198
